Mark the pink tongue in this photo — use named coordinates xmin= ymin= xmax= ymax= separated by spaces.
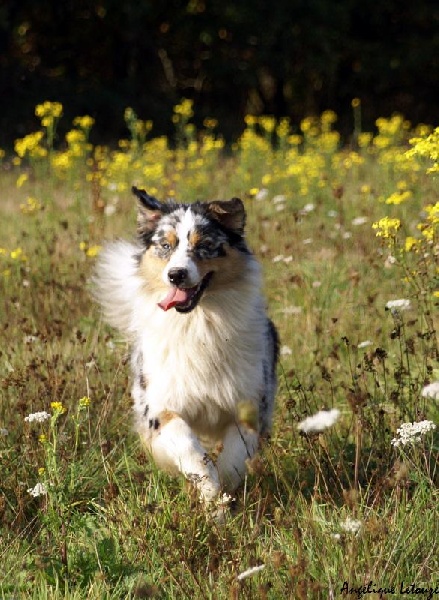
xmin=158 ymin=287 xmax=192 ymax=311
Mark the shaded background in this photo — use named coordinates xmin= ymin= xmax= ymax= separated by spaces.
xmin=1 ymin=0 xmax=438 ymax=146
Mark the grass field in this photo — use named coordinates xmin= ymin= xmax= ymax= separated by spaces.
xmin=0 ymin=101 xmax=438 ymax=599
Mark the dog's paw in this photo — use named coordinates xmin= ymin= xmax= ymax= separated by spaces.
xmin=208 ymin=492 xmax=236 ymax=523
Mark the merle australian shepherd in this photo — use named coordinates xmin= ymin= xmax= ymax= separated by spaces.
xmin=93 ymin=186 xmax=279 ymax=510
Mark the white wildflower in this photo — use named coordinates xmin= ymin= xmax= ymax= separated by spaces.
xmin=272 ymin=254 xmax=284 ymax=263
xmin=352 ymin=216 xmax=368 ymax=226
xmin=298 ymin=408 xmax=340 ymax=434
xmin=283 ymin=255 xmax=293 ymax=263
xmin=342 ymin=231 xmax=352 ymax=239
xmin=237 ymin=564 xmax=265 ymax=581
xmin=301 ymin=202 xmax=315 ymax=214
xmin=384 ymin=255 xmax=397 ymax=268
xmin=0 ymin=428 xmax=8 ymax=436
xmin=24 ymin=411 xmax=51 ymax=423
xmin=275 ymin=204 xmax=286 ymax=212
xmin=327 ymin=210 xmax=338 ymax=218
xmin=386 ymin=299 xmax=411 ymax=312
xmin=303 ymin=238 xmax=313 ymax=245
xmin=27 ymin=482 xmax=48 ymax=497
xmin=421 ymin=382 xmax=439 ymax=401
xmin=357 ymin=340 xmax=373 ymax=349
xmin=272 ymin=194 xmax=287 ymax=205
xmin=104 ymin=204 xmax=117 ymax=217
xmin=280 ymin=345 xmax=292 ymax=356
xmin=255 ymin=188 xmax=269 ymax=201
xmin=340 ymin=517 xmax=362 ymax=534
xmin=391 ymin=420 xmax=436 ymax=448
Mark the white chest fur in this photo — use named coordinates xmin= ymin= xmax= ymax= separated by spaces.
xmin=138 ymin=290 xmax=267 ymax=423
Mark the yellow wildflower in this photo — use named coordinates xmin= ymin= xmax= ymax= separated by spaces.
xmin=50 ymin=401 xmax=65 ymax=414
xmin=16 ymin=173 xmax=29 ymax=188
xmin=35 ymin=101 xmax=63 ymax=119
xmin=73 ymin=115 xmax=95 ymax=129
xmin=405 ymin=237 xmax=419 ymax=252
xmin=86 ymin=245 xmax=102 ymax=258
xmin=244 ymin=115 xmax=257 ymax=127
xmin=258 ymin=116 xmax=276 ymax=133
xmin=385 ymin=190 xmax=412 ymax=205
xmin=39 ymin=434 xmax=47 ymax=444
xmin=300 ymin=116 xmax=318 ymax=134
xmin=173 ymin=98 xmax=194 ymax=119
xmin=10 ymin=247 xmax=28 ymax=261
xmin=321 ymin=110 xmax=337 ymax=125
xmin=262 ymin=173 xmax=272 ymax=185
xmin=20 ymin=197 xmax=43 ymax=214
xmin=276 ymin=118 xmax=290 ymax=137
xmin=203 ymin=118 xmax=218 ymax=129
xmin=79 ymin=396 xmax=91 ymax=408
xmin=372 ymin=217 xmax=401 ymax=238
xmin=66 ymin=129 xmax=86 ymax=145
xmin=14 ymin=131 xmax=45 ymax=158
xmin=288 ymin=134 xmax=302 ymax=146
xmin=357 ymin=133 xmax=373 ymax=148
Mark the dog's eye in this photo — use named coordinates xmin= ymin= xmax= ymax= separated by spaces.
xmin=160 ymin=242 xmax=171 ymax=251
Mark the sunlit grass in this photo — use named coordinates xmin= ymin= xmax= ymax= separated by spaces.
xmin=0 ymin=100 xmax=438 ymax=598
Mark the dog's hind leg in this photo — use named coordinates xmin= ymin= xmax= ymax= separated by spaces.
xmin=140 ymin=410 xmax=221 ymax=503
xmin=215 ymin=423 xmax=259 ymax=493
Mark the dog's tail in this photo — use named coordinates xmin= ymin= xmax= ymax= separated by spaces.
xmin=91 ymin=240 xmax=142 ymax=338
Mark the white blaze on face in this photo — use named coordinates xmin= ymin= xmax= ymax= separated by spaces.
xmin=162 ymin=208 xmax=201 ymax=287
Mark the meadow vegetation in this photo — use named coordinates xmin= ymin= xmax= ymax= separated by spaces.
xmin=0 ymin=100 xmax=438 ymax=599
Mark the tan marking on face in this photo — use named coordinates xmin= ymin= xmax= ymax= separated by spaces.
xmin=164 ymin=230 xmax=178 ymax=248
xmin=188 ymin=230 xmax=202 ymax=248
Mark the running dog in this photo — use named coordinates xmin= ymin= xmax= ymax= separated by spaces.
xmin=93 ymin=186 xmax=278 ymax=508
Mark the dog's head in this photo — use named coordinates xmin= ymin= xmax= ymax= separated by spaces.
xmin=133 ymin=186 xmax=251 ymax=313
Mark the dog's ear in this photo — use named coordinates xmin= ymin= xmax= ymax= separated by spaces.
xmin=207 ymin=198 xmax=246 ymax=235
xmin=132 ymin=186 xmax=164 ymax=238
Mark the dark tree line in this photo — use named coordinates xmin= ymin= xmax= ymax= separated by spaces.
xmin=0 ymin=0 xmax=438 ymax=146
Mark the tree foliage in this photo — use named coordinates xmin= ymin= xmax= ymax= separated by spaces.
xmin=0 ymin=0 xmax=438 ymax=144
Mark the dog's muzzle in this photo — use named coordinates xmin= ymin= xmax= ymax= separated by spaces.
xmin=158 ymin=272 xmax=214 ymax=313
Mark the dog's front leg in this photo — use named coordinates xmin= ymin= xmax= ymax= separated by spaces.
xmin=215 ymin=422 xmax=259 ymax=492
xmin=139 ymin=410 xmax=221 ymax=503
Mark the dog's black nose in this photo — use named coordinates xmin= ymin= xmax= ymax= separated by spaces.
xmin=168 ymin=268 xmax=188 ymax=286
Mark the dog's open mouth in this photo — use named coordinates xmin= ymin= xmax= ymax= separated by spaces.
xmin=158 ymin=272 xmax=213 ymax=313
